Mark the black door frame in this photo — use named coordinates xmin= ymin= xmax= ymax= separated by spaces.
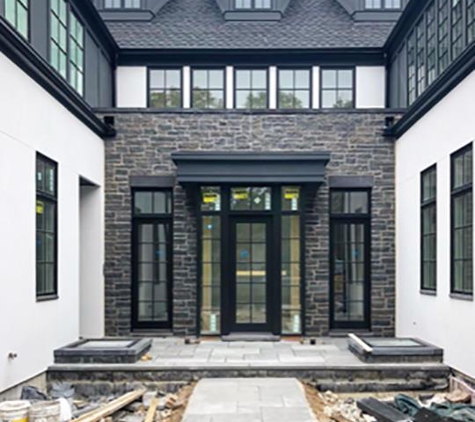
xmin=329 ymin=213 xmax=371 ymax=331
xmin=227 ymin=215 xmax=274 ymax=333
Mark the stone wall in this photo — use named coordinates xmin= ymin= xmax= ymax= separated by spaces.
xmin=104 ymin=110 xmax=396 ymax=337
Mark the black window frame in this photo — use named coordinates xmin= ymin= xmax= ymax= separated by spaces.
xmin=451 ymin=143 xmax=474 ymax=298
xmin=131 ymin=189 xmax=174 ymax=330
xmin=234 ymin=0 xmax=272 ymax=9
xmin=191 ymin=67 xmax=226 ymax=110
xmin=36 ymin=153 xmax=58 ymax=301
xmin=103 ymin=0 xmax=142 ymax=8
xmin=320 ymin=67 xmax=355 ymax=109
xmin=421 ymin=165 xmax=437 ymax=293
xmin=148 ymin=67 xmax=183 ymax=109
xmin=3 ymin=0 xmax=29 ymax=39
xmin=234 ymin=68 xmax=269 ymax=110
xmin=277 ymin=67 xmax=312 ymax=110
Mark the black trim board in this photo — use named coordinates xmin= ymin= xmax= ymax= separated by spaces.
xmin=0 ymin=18 xmax=115 ymax=138
xmin=130 ymin=175 xmax=176 ymax=188
xmin=385 ymin=42 xmax=475 ymax=139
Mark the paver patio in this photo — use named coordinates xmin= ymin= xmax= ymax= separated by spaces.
xmin=182 ymin=378 xmax=316 ymax=422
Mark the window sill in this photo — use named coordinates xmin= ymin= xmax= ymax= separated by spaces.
xmin=36 ymin=294 xmax=59 ymax=302
xmin=420 ymin=289 xmax=437 ymax=296
xmin=450 ymin=293 xmax=474 ymax=302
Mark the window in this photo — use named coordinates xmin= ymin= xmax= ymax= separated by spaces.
xmin=416 ymin=19 xmax=426 ymax=96
xmin=104 ymin=0 xmax=141 ymax=8
xmin=421 ymin=166 xmax=437 ymax=292
xmin=365 ymin=0 xmax=401 ymax=9
xmin=231 ymin=187 xmax=272 ymax=211
xmin=50 ymin=0 xmax=68 ymax=79
xmin=69 ymin=12 xmax=84 ymax=95
xmin=149 ymin=69 xmax=182 ymax=109
xmin=235 ymin=69 xmax=268 ymax=109
xmin=427 ymin=2 xmax=437 ymax=85
xmin=321 ymin=69 xmax=354 ymax=109
xmin=452 ymin=0 xmax=464 ymax=59
xmin=469 ymin=0 xmax=475 ymax=44
xmin=36 ymin=154 xmax=57 ymax=299
xmin=330 ymin=190 xmax=371 ymax=329
xmin=192 ymin=69 xmax=225 ymax=109
xmin=407 ymin=30 xmax=416 ymax=105
xmin=278 ymin=69 xmax=311 ymax=109
xmin=4 ymin=0 xmax=28 ymax=38
xmin=384 ymin=0 xmax=402 ymax=7
xmin=451 ymin=144 xmax=473 ymax=296
xmin=132 ymin=190 xmax=173 ymax=329
xmin=235 ymin=0 xmax=271 ymax=9
xmin=438 ymin=0 xmax=450 ymax=74
xmin=365 ymin=0 xmax=382 ymax=8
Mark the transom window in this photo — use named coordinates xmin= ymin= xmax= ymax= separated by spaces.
xmin=104 ymin=0 xmax=141 ymax=8
xmin=149 ymin=69 xmax=182 ymax=109
xmin=4 ymin=0 xmax=28 ymax=38
xmin=235 ymin=69 xmax=268 ymax=109
xmin=231 ymin=187 xmax=272 ymax=211
xmin=365 ymin=0 xmax=401 ymax=9
xmin=235 ymin=0 xmax=271 ymax=9
xmin=451 ymin=144 xmax=473 ymax=296
xmin=421 ymin=166 xmax=437 ymax=292
xmin=278 ymin=69 xmax=311 ymax=109
xmin=192 ymin=69 xmax=225 ymax=109
xmin=36 ymin=154 xmax=58 ymax=299
xmin=321 ymin=69 xmax=354 ymax=109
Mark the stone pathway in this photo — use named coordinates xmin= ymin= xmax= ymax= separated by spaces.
xmin=182 ymin=378 xmax=317 ymax=422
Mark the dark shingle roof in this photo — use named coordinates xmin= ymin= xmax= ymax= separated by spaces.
xmin=106 ymin=0 xmax=395 ymax=50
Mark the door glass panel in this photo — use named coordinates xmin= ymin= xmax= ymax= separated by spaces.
xmin=331 ymin=222 xmax=368 ymax=323
xmin=235 ymin=222 xmax=267 ymax=325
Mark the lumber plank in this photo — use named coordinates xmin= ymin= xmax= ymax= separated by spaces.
xmin=357 ymin=398 xmax=410 ymax=422
xmin=75 ymin=389 xmax=146 ymax=422
xmin=144 ymin=398 xmax=159 ymax=422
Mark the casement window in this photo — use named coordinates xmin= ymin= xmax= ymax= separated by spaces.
xmin=235 ymin=69 xmax=268 ymax=109
xmin=192 ymin=69 xmax=225 ymax=109
xmin=468 ymin=0 xmax=475 ymax=45
xmin=451 ymin=144 xmax=473 ymax=296
xmin=426 ymin=2 xmax=437 ymax=85
xmin=452 ymin=0 xmax=464 ymax=59
xmin=321 ymin=69 xmax=354 ymax=109
xmin=438 ymin=0 xmax=450 ymax=74
xmin=416 ymin=19 xmax=426 ymax=96
xmin=421 ymin=166 xmax=437 ymax=292
xmin=4 ymin=0 xmax=28 ymax=38
xmin=407 ymin=30 xmax=416 ymax=105
xmin=104 ymin=0 xmax=141 ymax=8
xmin=149 ymin=69 xmax=182 ymax=109
xmin=277 ymin=69 xmax=311 ymax=109
xmin=235 ymin=0 xmax=271 ymax=9
xmin=49 ymin=0 xmax=85 ymax=95
xmin=365 ymin=0 xmax=401 ymax=9
xmin=36 ymin=154 xmax=58 ymax=299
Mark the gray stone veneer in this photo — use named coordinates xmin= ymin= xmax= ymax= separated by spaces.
xmin=103 ymin=111 xmax=396 ymax=337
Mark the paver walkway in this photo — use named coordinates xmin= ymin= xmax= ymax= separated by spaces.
xmin=182 ymin=378 xmax=317 ymax=422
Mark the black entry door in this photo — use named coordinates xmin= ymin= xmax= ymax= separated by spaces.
xmin=229 ymin=217 xmax=273 ymax=333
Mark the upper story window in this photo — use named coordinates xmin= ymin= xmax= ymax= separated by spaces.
xmin=235 ymin=0 xmax=272 ymax=9
xmin=5 ymin=0 xmax=28 ymax=38
xmin=452 ymin=0 xmax=464 ymax=59
xmin=149 ymin=69 xmax=182 ymax=109
xmin=468 ymin=0 xmax=475 ymax=45
xmin=278 ymin=69 xmax=311 ymax=109
xmin=235 ymin=69 xmax=268 ymax=109
xmin=49 ymin=0 xmax=85 ymax=95
xmin=104 ymin=0 xmax=141 ymax=8
xmin=365 ymin=0 xmax=401 ymax=9
xmin=426 ymin=2 xmax=437 ymax=86
xmin=320 ymin=68 xmax=354 ymax=109
xmin=192 ymin=69 xmax=225 ymax=109
xmin=438 ymin=0 xmax=450 ymax=74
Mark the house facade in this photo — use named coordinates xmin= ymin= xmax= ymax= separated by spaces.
xmin=0 ymin=0 xmax=474 ymax=395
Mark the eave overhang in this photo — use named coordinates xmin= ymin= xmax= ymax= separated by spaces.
xmin=171 ymin=152 xmax=331 ymax=185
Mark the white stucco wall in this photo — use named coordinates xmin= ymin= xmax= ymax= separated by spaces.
xmin=356 ymin=66 xmax=386 ymax=109
xmin=396 ymin=70 xmax=475 ymax=378
xmin=116 ymin=66 xmax=147 ymax=108
xmin=0 ymin=51 xmax=105 ymax=392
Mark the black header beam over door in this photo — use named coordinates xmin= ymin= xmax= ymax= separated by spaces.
xmin=171 ymin=152 xmax=331 ymax=185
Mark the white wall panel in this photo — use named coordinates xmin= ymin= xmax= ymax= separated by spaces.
xmin=116 ymin=66 xmax=147 ymax=108
xmin=356 ymin=66 xmax=386 ymax=109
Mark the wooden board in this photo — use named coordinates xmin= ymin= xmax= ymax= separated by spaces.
xmin=357 ymin=398 xmax=410 ymax=422
xmin=145 ymin=398 xmax=159 ymax=422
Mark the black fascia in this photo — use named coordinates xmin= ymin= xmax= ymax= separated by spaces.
xmin=117 ymin=48 xmax=386 ymax=67
xmin=0 ymin=19 xmax=115 ymax=137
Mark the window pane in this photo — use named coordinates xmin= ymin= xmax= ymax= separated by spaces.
xmin=279 ymin=70 xmax=294 ymax=89
xmin=338 ymin=70 xmax=353 ymax=89
xmin=201 ymin=187 xmax=221 ymax=212
xmin=282 ymin=187 xmax=300 ymax=211
xmin=295 ymin=70 xmax=310 ymax=89
xmin=322 ymin=90 xmax=337 ymax=108
xmin=236 ymin=70 xmax=251 ymax=89
xmin=166 ymin=70 xmax=181 ymax=88
xmin=252 ymin=70 xmax=267 ymax=89
xmin=209 ymin=70 xmax=224 ymax=89
xmin=135 ymin=192 xmax=153 ymax=214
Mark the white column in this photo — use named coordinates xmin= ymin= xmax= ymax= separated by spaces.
xmin=269 ymin=66 xmax=277 ymax=109
xmin=226 ymin=66 xmax=234 ymax=109
xmin=312 ymin=66 xmax=320 ymax=109
xmin=183 ymin=66 xmax=191 ymax=108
